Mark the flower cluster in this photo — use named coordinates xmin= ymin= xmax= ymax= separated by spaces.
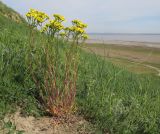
xmin=59 ymin=32 xmax=67 ymax=37
xmin=81 ymin=34 xmax=89 ymax=40
xmin=26 ymin=9 xmax=88 ymax=43
xmin=70 ymin=19 xmax=88 ymax=41
xmin=41 ymin=14 xmax=65 ymax=36
xmin=26 ymin=9 xmax=49 ymax=27
xmin=53 ymin=14 xmax=65 ymax=22
xmin=72 ymin=20 xmax=87 ymax=28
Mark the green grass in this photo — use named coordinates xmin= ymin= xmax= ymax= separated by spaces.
xmin=109 ymin=58 xmax=158 ymax=75
xmin=0 ymin=13 xmax=44 ymax=118
xmin=77 ymin=52 xmax=160 ymax=133
xmin=0 ymin=2 xmax=160 ymax=133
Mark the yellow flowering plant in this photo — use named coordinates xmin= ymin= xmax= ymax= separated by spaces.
xmin=25 ymin=9 xmax=89 ymax=118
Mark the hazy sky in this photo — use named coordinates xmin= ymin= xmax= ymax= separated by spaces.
xmin=1 ymin=0 xmax=160 ymax=33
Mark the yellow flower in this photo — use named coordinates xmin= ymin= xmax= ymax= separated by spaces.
xmin=26 ymin=8 xmax=89 ymax=40
xmin=26 ymin=9 xmax=49 ymax=25
xmin=52 ymin=21 xmax=64 ymax=30
xmin=64 ymin=27 xmax=73 ymax=32
xmin=59 ymin=32 xmax=66 ymax=37
xmin=71 ymin=26 xmax=84 ymax=34
xmin=26 ymin=13 xmax=31 ymax=17
xmin=81 ymin=34 xmax=89 ymax=39
xmin=53 ymin=14 xmax=65 ymax=22
xmin=72 ymin=19 xmax=81 ymax=25
xmin=78 ymin=23 xmax=87 ymax=28
xmin=46 ymin=20 xmax=64 ymax=31
xmin=36 ymin=17 xmax=43 ymax=23
xmin=72 ymin=19 xmax=87 ymax=28
xmin=40 ymin=25 xmax=47 ymax=33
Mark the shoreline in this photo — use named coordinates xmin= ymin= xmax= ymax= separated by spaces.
xmin=86 ymin=39 xmax=160 ymax=49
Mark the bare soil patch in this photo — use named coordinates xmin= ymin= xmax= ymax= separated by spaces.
xmin=1 ymin=112 xmax=96 ymax=134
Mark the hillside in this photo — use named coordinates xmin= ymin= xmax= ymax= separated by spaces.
xmin=0 ymin=2 xmax=160 ymax=134
xmin=0 ymin=1 xmax=25 ymax=23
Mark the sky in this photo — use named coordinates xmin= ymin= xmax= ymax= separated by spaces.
xmin=1 ymin=0 xmax=160 ymax=33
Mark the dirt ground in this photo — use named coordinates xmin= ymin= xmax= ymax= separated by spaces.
xmin=0 ymin=112 xmax=97 ymax=134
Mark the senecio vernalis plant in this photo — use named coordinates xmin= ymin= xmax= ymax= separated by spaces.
xmin=26 ymin=8 xmax=88 ymax=117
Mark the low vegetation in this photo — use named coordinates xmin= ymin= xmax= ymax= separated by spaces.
xmin=0 ymin=2 xmax=160 ymax=134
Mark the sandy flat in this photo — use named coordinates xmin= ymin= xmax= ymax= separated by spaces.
xmin=83 ymin=41 xmax=160 ymax=75
xmin=86 ymin=39 xmax=160 ymax=48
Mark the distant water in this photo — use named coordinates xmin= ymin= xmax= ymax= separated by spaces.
xmin=88 ymin=33 xmax=160 ymax=43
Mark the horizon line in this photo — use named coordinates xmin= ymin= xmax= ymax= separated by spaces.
xmin=88 ymin=33 xmax=160 ymax=35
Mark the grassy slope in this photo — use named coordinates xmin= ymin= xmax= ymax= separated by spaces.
xmin=0 ymin=1 xmax=25 ymax=23
xmin=1 ymin=2 xmax=160 ymax=133
xmin=0 ymin=5 xmax=43 ymax=118
xmin=78 ymin=52 xmax=160 ymax=133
